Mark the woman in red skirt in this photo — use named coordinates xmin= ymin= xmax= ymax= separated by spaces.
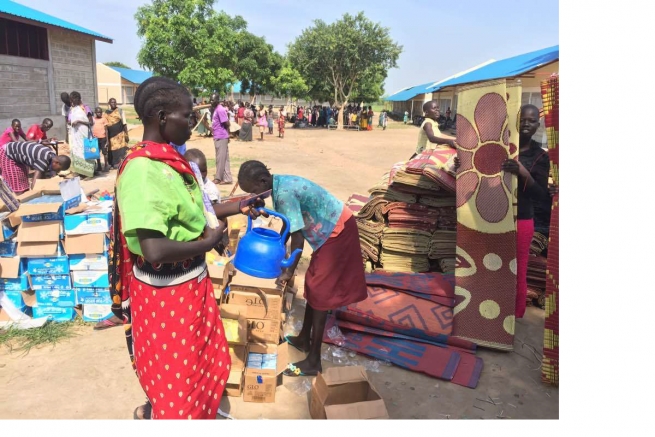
xmin=110 ymin=77 xmax=264 ymax=419
xmin=237 ymin=161 xmax=368 ymax=376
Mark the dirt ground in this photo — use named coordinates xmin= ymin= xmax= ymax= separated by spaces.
xmin=0 ymin=121 xmax=559 ymax=419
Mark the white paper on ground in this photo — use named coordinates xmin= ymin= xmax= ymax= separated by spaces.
xmin=0 ymin=291 xmax=49 ymax=329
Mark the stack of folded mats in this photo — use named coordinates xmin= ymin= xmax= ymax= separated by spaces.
xmin=429 ymin=230 xmax=457 ymax=259
xmin=527 ymin=254 xmax=547 ymax=307
xmin=368 ymin=184 xmax=417 ymax=204
xmin=380 ymin=228 xmax=431 ymax=273
xmin=381 ymin=228 xmax=431 ymax=254
xmin=530 ymin=232 xmax=549 ymax=255
xmin=439 ymin=258 xmax=456 ymax=273
xmin=419 ymin=195 xmax=456 ymax=208
xmin=403 ymin=149 xmax=457 ymax=193
xmin=356 ymin=219 xmax=384 ymax=263
xmin=383 ymin=202 xmax=439 ymax=231
xmin=325 ymin=271 xmax=484 ymax=389
xmin=357 ymin=196 xmax=389 ymax=222
xmin=435 ymin=206 xmax=457 ymax=230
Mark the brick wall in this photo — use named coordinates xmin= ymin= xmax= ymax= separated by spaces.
xmin=50 ymin=28 xmax=97 ymax=109
xmin=0 ymin=57 xmax=51 ymax=118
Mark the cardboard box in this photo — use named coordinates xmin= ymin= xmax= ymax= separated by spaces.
xmin=225 ymin=369 xmax=245 ymax=397
xmin=16 ymin=220 xmax=61 ymax=257
xmin=82 ymin=304 xmax=113 ymax=322
xmin=2 ymin=289 xmax=33 ymax=311
xmin=69 ymin=253 xmax=108 ymax=271
xmin=71 ymin=270 xmax=109 ymax=288
xmin=65 ymin=233 xmax=106 ymax=254
xmin=29 ymin=274 xmax=71 ymax=291
xmin=36 ymin=288 xmax=76 ymax=307
xmin=224 ymin=286 xmax=283 ymax=321
xmin=247 ymin=317 xmax=283 ymax=344
xmin=75 ymin=287 xmax=112 ymax=305
xmin=221 ymin=304 xmax=248 ymax=345
xmin=64 ymin=201 xmax=112 ymax=235
xmin=32 ymin=304 xmax=76 ymax=322
xmin=24 ymin=242 xmax=69 ymax=275
xmin=14 ymin=180 xmax=81 ymax=223
xmin=229 ymin=344 xmax=248 ymax=369
xmin=309 ymin=366 xmax=389 ymax=419
xmin=0 ymin=257 xmax=29 ymax=291
xmin=0 ymin=239 xmax=17 ymax=257
xmin=242 ymin=342 xmax=288 ymax=403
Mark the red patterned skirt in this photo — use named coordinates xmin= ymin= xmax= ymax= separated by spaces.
xmin=0 ymin=144 xmax=30 ymax=193
xmin=130 ymin=258 xmax=230 ymax=419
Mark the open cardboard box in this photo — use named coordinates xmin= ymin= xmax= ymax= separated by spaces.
xmin=242 ymin=342 xmax=289 ymax=403
xmin=220 ymin=304 xmax=248 ymax=345
xmin=225 ymin=343 xmax=248 ymax=397
xmin=15 ymin=221 xmax=61 ymax=257
xmin=310 ymin=366 xmax=389 ymax=419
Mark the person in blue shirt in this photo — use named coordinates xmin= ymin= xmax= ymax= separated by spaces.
xmin=237 ymin=161 xmax=367 ymax=376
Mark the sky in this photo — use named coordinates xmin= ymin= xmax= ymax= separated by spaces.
xmin=18 ymin=0 xmax=558 ymax=96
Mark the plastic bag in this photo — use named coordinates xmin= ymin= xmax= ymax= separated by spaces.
xmin=286 ymin=378 xmax=312 ymax=396
xmin=326 ymin=325 xmax=346 ymax=347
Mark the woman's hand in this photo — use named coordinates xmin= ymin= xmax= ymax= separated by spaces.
xmin=202 ymin=225 xmax=224 ymax=251
xmin=549 ymin=184 xmax=558 ymax=197
xmin=276 ymin=269 xmax=294 ymax=286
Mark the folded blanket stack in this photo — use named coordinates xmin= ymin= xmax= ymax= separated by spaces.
xmin=429 ymin=230 xmax=457 ymax=260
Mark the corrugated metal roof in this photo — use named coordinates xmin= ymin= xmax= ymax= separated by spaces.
xmin=108 ymin=66 xmax=153 ymax=85
xmin=385 ymin=81 xmax=434 ymax=102
xmin=431 ymin=45 xmax=559 ymax=91
xmin=385 ymin=60 xmax=495 ymax=102
xmin=0 ymin=0 xmax=112 ymax=42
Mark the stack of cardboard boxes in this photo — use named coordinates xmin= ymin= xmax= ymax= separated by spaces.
xmin=0 ymin=178 xmax=113 ymax=323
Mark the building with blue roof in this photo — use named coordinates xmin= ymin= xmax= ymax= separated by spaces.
xmin=0 ymin=0 xmax=113 ymax=140
xmin=97 ymin=63 xmax=153 ymax=105
xmin=385 ymin=45 xmax=558 ymax=128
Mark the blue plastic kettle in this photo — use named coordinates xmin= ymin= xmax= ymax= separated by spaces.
xmin=233 ymin=208 xmax=302 ymax=279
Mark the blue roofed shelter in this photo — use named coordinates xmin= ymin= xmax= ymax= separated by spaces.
xmin=96 ymin=63 xmax=153 ymax=105
xmin=0 ymin=0 xmax=112 ymax=140
xmin=385 ymin=46 xmax=558 ymax=135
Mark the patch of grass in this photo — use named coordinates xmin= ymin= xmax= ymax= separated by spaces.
xmin=0 ymin=319 xmax=88 ymax=354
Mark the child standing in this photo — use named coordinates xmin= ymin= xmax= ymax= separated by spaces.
xmin=403 ymin=110 xmax=409 ymax=124
xmin=267 ymin=105 xmax=274 ymax=135
xmin=92 ymin=107 xmax=109 ymax=172
xmin=184 ymin=148 xmax=221 ymax=204
xmin=257 ymin=104 xmax=267 ymax=141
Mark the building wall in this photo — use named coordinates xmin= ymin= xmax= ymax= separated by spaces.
xmin=96 ymin=63 xmax=122 ymax=105
xmin=0 ymin=27 xmax=101 ymax=141
xmin=0 ymin=56 xmax=51 ymax=118
xmin=50 ymin=28 xmax=97 ymax=109
xmin=120 ymin=79 xmax=137 ymax=104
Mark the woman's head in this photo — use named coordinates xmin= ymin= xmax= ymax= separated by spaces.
xmin=69 ymin=91 xmax=81 ymax=106
xmin=423 ymin=100 xmax=439 ymax=120
xmin=238 ymin=160 xmax=272 ymax=194
xmin=41 ymin=118 xmax=53 ymax=132
xmin=60 ymin=92 xmax=70 ymax=106
xmin=108 ymin=98 xmax=118 ymax=110
xmin=520 ymin=104 xmax=540 ymax=141
xmin=11 ymin=119 xmax=21 ymax=132
xmin=134 ymin=76 xmax=193 ymax=146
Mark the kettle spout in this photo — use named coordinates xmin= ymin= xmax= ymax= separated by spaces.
xmin=281 ymin=249 xmax=302 ymax=270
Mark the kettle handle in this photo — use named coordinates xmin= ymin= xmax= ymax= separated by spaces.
xmin=248 ymin=208 xmax=291 ymax=241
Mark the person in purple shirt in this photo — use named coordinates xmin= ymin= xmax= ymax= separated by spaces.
xmin=211 ymin=93 xmax=232 ymax=185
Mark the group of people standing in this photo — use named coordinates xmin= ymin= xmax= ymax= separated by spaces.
xmin=295 ymin=105 xmax=337 ymax=127
xmin=60 ymin=92 xmax=130 ymax=177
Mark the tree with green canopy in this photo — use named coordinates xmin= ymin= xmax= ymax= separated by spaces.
xmin=104 ymin=61 xmax=131 ymax=69
xmin=134 ymin=0 xmax=246 ymax=95
xmin=287 ymin=12 xmax=402 ymax=128
xmin=234 ymin=32 xmax=283 ymax=103
xmin=270 ymin=61 xmax=309 ymax=105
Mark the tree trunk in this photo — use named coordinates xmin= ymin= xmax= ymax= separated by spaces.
xmin=338 ymin=99 xmax=348 ymax=130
